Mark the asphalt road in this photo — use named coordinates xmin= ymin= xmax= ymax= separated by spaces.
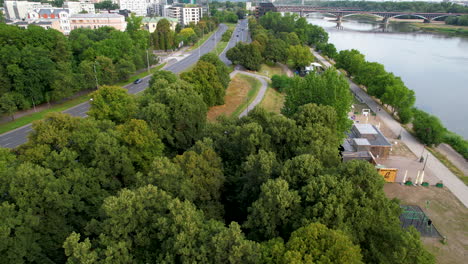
xmin=0 ymin=21 xmax=250 ymax=149
xmin=219 ymin=19 xmax=251 ymax=65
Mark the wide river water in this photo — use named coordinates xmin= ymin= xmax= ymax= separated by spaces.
xmin=307 ymin=17 xmax=468 ymax=139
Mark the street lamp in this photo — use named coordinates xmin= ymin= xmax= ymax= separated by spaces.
xmin=93 ymin=60 xmax=99 ymax=89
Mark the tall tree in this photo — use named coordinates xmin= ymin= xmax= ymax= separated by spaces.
xmin=89 ymin=85 xmax=137 ymax=124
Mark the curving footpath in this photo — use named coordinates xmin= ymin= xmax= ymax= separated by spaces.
xmin=311 ymin=49 xmax=468 ymax=208
xmin=228 ymin=70 xmax=269 ymax=118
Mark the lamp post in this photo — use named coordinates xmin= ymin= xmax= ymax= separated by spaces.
xmin=419 ymin=145 xmax=426 ymax=163
xmin=422 ymin=153 xmax=429 ymax=171
xmin=146 ymin=49 xmax=150 ymax=73
xmin=93 ymin=60 xmax=99 ymax=89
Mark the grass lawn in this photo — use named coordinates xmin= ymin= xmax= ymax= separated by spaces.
xmin=0 ymin=95 xmax=90 ymax=134
xmin=256 ymin=64 xmax=288 ymax=78
xmin=0 ymin=63 xmax=167 ymax=135
xmin=260 ymin=86 xmax=285 ymax=114
xmin=384 ymin=183 xmax=468 ymax=264
xmin=426 ymin=147 xmax=468 ymax=185
xmin=211 ymin=41 xmax=228 ymax=56
xmin=414 ymin=23 xmax=468 ymax=36
xmin=207 ymin=73 xmax=261 ymax=122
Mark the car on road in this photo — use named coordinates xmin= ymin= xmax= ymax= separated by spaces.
xmin=133 ymin=78 xmax=142 ymax=84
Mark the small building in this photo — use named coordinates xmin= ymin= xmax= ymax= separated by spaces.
xmin=342 ymin=124 xmax=392 ymax=162
xmin=70 ymin=13 xmax=127 ymax=31
xmin=27 ymin=8 xmax=71 ymax=34
xmin=142 ymin=17 xmax=178 ymax=33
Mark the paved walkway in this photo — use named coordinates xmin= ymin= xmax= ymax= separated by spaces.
xmin=312 ymin=49 xmax=468 ymax=208
xmin=229 ymin=70 xmax=269 ymax=118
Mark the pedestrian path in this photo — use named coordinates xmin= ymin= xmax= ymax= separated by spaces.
xmin=229 ymin=70 xmax=269 ymax=118
xmin=312 ymin=49 xmax=468 ymax=208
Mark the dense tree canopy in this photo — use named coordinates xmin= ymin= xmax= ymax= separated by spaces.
xmin=0 ymin=16 xmax=434 ymax=263
xmin=0 ymin=23 xmax=155 ymax=118
xmin=282 ymin=68 xmax=353 ymax=135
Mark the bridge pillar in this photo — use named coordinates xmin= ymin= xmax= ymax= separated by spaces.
xmin=423 ymin=18 xmax=431 ymax=23
xmin=382 ymin=17 xmax=389 ymax=25
xmin=336 ymin=14 xmax=343 ymax=22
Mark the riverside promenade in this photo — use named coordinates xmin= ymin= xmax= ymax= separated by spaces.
xmin=311 ymin=49 xmax=468 ymax=208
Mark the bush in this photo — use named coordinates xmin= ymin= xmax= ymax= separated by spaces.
xmin=222 ymin=30 xmax=233 ymax=42
xmin=412 ymin=109 xmax=446 ymax=146
xmin=397 ymin=107 xmax=413 ymax=124
xmin=443 ymin=132 xmax=468 ymax=160
xmin=271 ymin=74 xmax=291 ymax=92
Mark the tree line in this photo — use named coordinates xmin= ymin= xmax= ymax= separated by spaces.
xmin=332 ymin=48 xmax=467 ymax=153
xmin=0 ymin=51 xmax=434 ymax=263
xmin=226 ymin=14 xmax=327 ymax=71
xmin=334 ymin=49 xmax=415 ymax=124
xmin=0 ymin=21 xmax=155 ymax=119
xmin=151 ymin=16 xmax=223 ymax=51
xmin=317 ymin=1 xmax=468 ymax=14
xmin=445 ymin=15 xmax=468 ymax=26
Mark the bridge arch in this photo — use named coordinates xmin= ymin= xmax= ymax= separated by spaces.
xmin=431 ymin=14 xmax=460 ymax=21
xmin=389 ymin=14 xmax=429 ymax=20
xmin=342 ymin=12 xmax=385 ymax=20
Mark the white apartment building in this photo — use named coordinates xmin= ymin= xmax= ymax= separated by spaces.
xmin=167 ymin=5 xmax=202 ymax=26
xmin=27 ymin=8 xmax=71 ymax=34
xmin=117 ymin=0 xmax=159 ymax=16
xmin=4 ymin=0 xmax=52 ymax=20
xmin=63 ymin=1 xmax=96 ymax=15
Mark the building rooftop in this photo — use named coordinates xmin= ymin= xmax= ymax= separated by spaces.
xmin=353 ymin=138 xmax=371 ymax=146
xmin=142 ymin=17 xmax=179 ymax=23
xmin=70 ymin=13 xmax=123 ymax=18
xmin=37 ymin=8 xmax=69 ymax=15
xmin=354 ymin=123 xmax=378 ymax=135
xmin=350 ymin=124 xmax=391 ymax=147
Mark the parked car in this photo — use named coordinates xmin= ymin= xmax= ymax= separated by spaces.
xmin=133 ymin=78 xmax=142 ymax=84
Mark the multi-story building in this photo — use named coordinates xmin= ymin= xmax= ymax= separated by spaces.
xmin=117 ymin=0 xmax=157 ymax=16
xmin=167 ymin=5 xmax=202 ymax=26
xmin=27 ymin=8 xmax=71 ymax=34
xmin=70 ymin=13 xmax=127 ymax=31
xmin=63 ymin=1 xmax=96 ymax=15
xmin=4 ymin=0 xmax=52 ymax=20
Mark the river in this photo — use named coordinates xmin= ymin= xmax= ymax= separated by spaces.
xmin=307 ymin=17 xmax=468 ymax=139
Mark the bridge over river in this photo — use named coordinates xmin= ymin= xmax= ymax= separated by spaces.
xmin=256 ymin=3 xmax=465 ymax=23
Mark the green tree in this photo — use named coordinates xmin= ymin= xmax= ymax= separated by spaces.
xmin=288 ymin=45 xmax=314 ymax=69
xmin=282 ymin=68 xmax=353 ymax=135
xmin=138 ymin=79 xmax=207 ymax=152
xmin=115 ymin=59 xmax=136 ymax=80
xmin=200 ymin=53 xmax=231 ymax=89
xmin=125 ymin=14 xmax=143 ymax=36
xmin=264 ymin=38 xmax=288 ymax=63
xmin=89 ymin=85 xmax=137 ymax=124
xmin=282 ymin=223 xmax=363 ymax=264
xmin=181 ymin=60 xmax=225 ymax=106
xmin=412 ymin=109 xmax=446 ymax=146
xmin=335 ymin=49 xmax=366 ymax=76
xmin=152 ymin=19 xmax=175 ymax=51
xmin=148 ymin=70 xmax=178 ymax=87
xmin=0 ymin=93 xmax=18 ymax=120
xmin=244 ymin=179 xmax=301 ymax=241
xmin=226 ymin=42 xmax=263 ymax=71
xmin=0 ymin=202 xmax=41 ymax=263
xmin=178 ymin=27 xmax=198 ymax=46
